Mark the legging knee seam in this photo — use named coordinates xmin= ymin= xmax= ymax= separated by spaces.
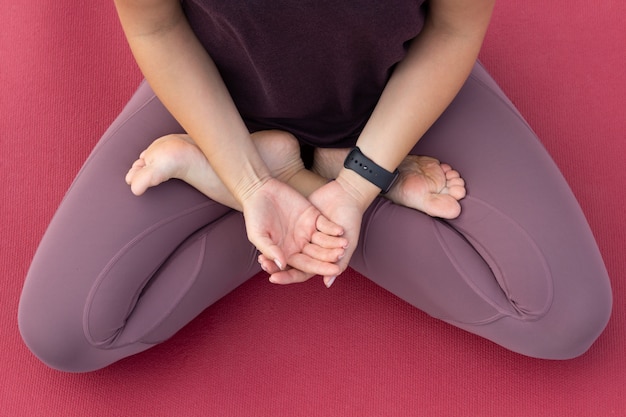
xmin=82 ymin=199 xmax=222 ymax=347
xmin=441 ymin=196 xmax=555 ymax=324
xmin=431 ymin=219 xmax=507 ymax=325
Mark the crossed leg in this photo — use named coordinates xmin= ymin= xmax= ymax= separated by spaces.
xmin=347 ymin=62 xmax=612 ymax=359
xmin=18 ymin=82 xmax=262 ymax=372
xmin=125 ymin=132 xmax=467 ymax=220
xmin=121 ymin=62 xmax=612 ymax=360
xmin=19 ymin=61 xmax=612 ymax=374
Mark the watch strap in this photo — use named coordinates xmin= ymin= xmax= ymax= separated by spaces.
xmin=343 ymin=147 xmax=399 ymax=194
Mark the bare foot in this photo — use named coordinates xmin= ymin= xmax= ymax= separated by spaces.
xmin=388 ymin=156 xmax=466 ymax=219
xmin=125 ymin=134 xmax=212 ymax=196
xmin=126 ymin=133 xmax=466 ymax=219
xmin=125 ymin=131 xmax=306 ymax=210
xmin=313 ymin=148 xmax=466 ymax=219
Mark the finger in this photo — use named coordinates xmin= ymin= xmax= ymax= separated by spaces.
xmin=303 ymin=241 xmax=344 ymax=263
xmin=301 ymin=242 xmax=345 ymax=263
xmin=322 ymin=249 xmax=354 ymax=287
xmin=269 ymin=268 xmax=314 ymax=285
xmin=323 ymin=275 xmax=338 ymax=288
xmin=310 ymin=231 xmax=349 ymax=249
xmin=262 ymin=247 xmax=343 ymax=284
xmin=286 ymin=252 xmax=342 ymax=278
xmin=273 ymin=271 xmax=340 ymax=288
xmin=315 ymin=215 xmax=344 ymax=237
xmin=252 ymin=239 xmax=286 ymax=271
xmin=258 ymin=254 xmax=281 ymax=274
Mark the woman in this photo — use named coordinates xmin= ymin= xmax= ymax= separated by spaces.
xmin=18 ymin=0 xmax=612 ymax=372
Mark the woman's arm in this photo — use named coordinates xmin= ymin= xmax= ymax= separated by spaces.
xmin=278 ymin=0 xmax=496 ymax=286
xmin=114 ymin=0 xmax=270 ymax=203
xmin=114 ymin=0 xmax=347 ymax=279
xmin=335 ymin=0 xmax=495 ymax=208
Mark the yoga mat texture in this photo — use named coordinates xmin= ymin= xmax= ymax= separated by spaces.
xmin=1 ymin=1 xmax=624 ymax=415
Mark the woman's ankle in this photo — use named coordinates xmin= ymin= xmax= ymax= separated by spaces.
xmin=312 ymin=147 xmax=350 ymax=180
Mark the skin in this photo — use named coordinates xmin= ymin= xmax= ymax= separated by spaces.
xmin=125 ymin=131 xmax=466 ymax=218
xmin=126 ymin=131 xmax=350 ymax=273
xmin=126 ymin=131 xmax=466 ymax=283
xmin=115 ymin=0 xmax=495 ymax=286
xmin=114 ymin=0 xmax=346 ymax=282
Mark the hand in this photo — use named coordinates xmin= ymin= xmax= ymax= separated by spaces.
xmin=260 ymin=179 xmax=366 ymax=287
xmin=242 ymin=178 xmax=348 ymax=282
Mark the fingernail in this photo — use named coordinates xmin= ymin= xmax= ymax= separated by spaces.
xmin=325 ymin=276 xmax=337 ymax=288
xmin=274 ymin=259 xmax=284 ymax=270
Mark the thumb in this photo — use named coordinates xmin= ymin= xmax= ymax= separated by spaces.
xmin=253 ymin=237 xmax=286 ymax=271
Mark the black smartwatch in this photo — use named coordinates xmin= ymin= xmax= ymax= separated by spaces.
xmin=343 ymin=147 xmax=399 ymax=194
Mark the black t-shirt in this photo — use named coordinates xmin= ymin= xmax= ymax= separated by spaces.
xmin=183 ymin=0 xmax=426 ymax=147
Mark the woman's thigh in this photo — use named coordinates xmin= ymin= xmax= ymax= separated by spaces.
xmin=18 ymin=82 xmax=259 ymax=371
xmin=349 ymin=62 xmax=612 ymax=359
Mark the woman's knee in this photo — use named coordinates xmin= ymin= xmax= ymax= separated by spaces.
xmin=551 ymin=288 xmax=612 ymax=359
xmin=18 ymin=306 xmax=146 ymax=373
xmin=19 ymin=310 xmax=84 ymax=372
xmin=17 ymin=283 xmax=112 ymax=373
xmin=499 ymin=279 xmax=612 ymax=360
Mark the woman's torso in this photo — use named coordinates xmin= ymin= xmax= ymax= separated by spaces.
xmin=182 ymin=0 xmax=427 ymax=147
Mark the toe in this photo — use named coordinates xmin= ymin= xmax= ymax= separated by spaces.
xmin=427 ymin=195 xmax=462 ymax=219
xmin=128 ymin=165 xmax=159 ymax=196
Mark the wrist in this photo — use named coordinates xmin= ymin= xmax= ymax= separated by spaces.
xmin=335 ymin=168 xmax=381 ymax=210
xmin=343 ymin=147 xmax=399 ymax=194
xmin=231 ymin=161 xmax=273 ymax=206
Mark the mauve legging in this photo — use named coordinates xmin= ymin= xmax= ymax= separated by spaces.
xmin=18 ymin=62 xmax=612 ymax=372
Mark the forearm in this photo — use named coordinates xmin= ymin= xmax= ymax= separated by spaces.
xmin=114 ymin=0 xmax=270 ymax=204
xmin=337 ymin=0 xmax=495 ymax=207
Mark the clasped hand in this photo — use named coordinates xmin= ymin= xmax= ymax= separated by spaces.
xmin=244 ymin=178 xmax=362 ymax=287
